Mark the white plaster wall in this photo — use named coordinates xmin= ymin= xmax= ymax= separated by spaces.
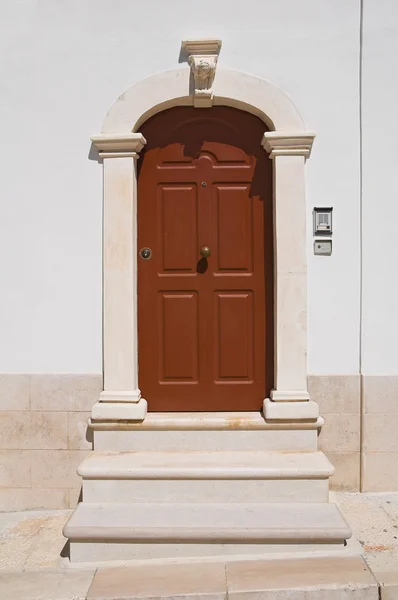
xmin=361 ymin=0 xmax=398 ymax=375
xmin=0 ymin=0 xmax=361 ymax=373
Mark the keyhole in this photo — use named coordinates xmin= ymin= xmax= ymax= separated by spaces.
xmin=201 ymin=182 xmax=207 ymax=187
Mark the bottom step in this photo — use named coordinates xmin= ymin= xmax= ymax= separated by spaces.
xmin=87 ymin=556 xmax=377 ymax=600
xmin=64 ymin=502 xmax=352 ymax=563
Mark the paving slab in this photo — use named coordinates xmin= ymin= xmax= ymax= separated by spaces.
xmin=226 ymin=556 xmax=378 ymax=600
xmin=0 ymin=510 xmax=71 ymax=572
xmin=374 ymin=571 xmax=398 ymax=600
xmin=375 ymin=493 xmax=398 ymax=525
xmin=87 ymin=561 xmax=227 ymax=600
xmin=0 ymin=569 xmax=95 ymax=600
xmin=335 ymin=492 xmax=398 ymax=574
xmin=0 ymin=493 xmax=398 ymax=600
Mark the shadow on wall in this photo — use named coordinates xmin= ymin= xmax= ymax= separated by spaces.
xmin=88 ymin=144 xmax=102 ymax=163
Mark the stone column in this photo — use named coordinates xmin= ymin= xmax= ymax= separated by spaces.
xmin=90 ymin=134 xmax=147 ymax=421
xmin=262 ymin=132 xmax=318 ymax=421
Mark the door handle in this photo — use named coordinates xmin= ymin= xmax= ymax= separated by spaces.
xmin=200 ymin=246 xmax=211 ymax=258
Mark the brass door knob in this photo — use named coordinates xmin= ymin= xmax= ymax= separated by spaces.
xmin=200 ymin=246 xmax=211 ymax=258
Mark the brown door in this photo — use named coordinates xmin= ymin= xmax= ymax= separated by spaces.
xmin=138 ymin=106 xmax=273 ymax=411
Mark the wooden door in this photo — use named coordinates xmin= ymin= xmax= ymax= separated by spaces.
xmin=137 ymin=106 xmax=273 ymax=411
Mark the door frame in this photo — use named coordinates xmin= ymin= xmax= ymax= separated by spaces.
xmin=90 ymin=65 xmax=317 ymax=424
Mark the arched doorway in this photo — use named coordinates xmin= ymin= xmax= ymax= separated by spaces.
xmin=137 ymin=106 xmax=273 ymax=411
xmin=65 ymin=63 xmax=347 ymax=566
xmin=89 ymin=65 xmax=316 ymax=423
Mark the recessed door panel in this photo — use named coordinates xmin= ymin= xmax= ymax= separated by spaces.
xmin=215 ymin=185 xmax=253 ymax=273
xmin=158 ymin=292 xmax=199 ymax=383
xmin=159 ymin=185 xmax=197 ymax=273
xmin=138 ymin=106 xmax=273 ymax=411
xmin=214 ymin=292 xmax=254 ymax=382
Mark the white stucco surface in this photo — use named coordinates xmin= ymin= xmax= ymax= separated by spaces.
xmin=0 ymin=0 xmax=364 ymax=373
xmin=361 ymin=0 xmax=398 ymax=374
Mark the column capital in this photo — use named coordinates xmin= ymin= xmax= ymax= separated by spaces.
xmin=262 ymin=132 xmax=316 ymax=159
xmin=91 ymin=133 xmax=147 ymax=158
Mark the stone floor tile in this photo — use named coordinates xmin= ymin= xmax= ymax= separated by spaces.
xmin=0 ymin=511 xmax=28 ymax=534
xmin=365 ymin=551 xmax=398 ymax=575
xmin=376 ymin=571 xmax=398 ymax=600
xmin=87 ymin=562 xmax=227 ymax=600
xmin=226 ymin=556 xmax=378 ymax=600
xmin=0 ymin=569 xmax=95 ymax=600
xmin=0 ymin=510 xmax=71 ymax=572
xmin=336 ymin=492 xmax=398 ymax=575
xmin=336 ymin=493 xmax=398 ymax=553
xmin=378 ymin=493 xmax=398 ymax=525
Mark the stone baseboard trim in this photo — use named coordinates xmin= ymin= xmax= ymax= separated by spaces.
xmin=263 ymin=398 xmax=319 ymax=421
xmin=99 ymin=389 xmax=141 ymax=403
xmin=91 ymin=399 xmax=147 ymax=421
xmin=270 ymin=390 xmax=311 ymax=402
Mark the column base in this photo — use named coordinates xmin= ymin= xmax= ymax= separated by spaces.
xmin=99 ymin=389 xmax=141 ymax=403
xmin=270 ymin=389 xmax=310 ymax=402
xmin=263 ymin=398 xmax=319 ymax=421
xmin=91 ymin=399 xmax=147 ymax=421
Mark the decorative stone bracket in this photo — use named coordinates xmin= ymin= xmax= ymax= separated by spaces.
xmin=182 ymin=39 xmax=222 ymax=108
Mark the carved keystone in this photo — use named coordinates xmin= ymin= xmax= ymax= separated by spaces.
xmin=181 ymin=39 xmax=222 ymax=108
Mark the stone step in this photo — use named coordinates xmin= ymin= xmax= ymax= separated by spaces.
xmin=64 ymin=501 xmax=352 ymax=563
xmin=79 ymin=450 xmax=334 ymax=479
xmin=80 ymin=450 xmax=333 ymax=503
xmin=91 ymin=412 xmax=322 ymax=452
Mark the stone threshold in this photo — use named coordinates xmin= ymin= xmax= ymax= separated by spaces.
xmin=89 ymin=411 xmax=324 ymax=431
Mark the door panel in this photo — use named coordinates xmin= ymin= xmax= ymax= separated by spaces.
xmin=138 ymin=106 xmax=273 ymax=411
xmin=158 ymin=292 xmax=199 ymax=383
xmin=159 ymin=185 xmax=198 ymax=273
xmin=214 ymin=292 xmax=254 ymax=382
xmin=215 ymin=185 xmax=253 ymax=272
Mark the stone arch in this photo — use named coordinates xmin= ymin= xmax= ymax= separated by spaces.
xmin=90 ymin=66 xmax=317 ymax=424
xmin=101 ymin=68 xmax=306 ymax=134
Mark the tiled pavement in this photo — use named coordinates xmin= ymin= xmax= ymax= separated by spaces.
xmin=0 ymin=493 xmax=398 ymax=599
